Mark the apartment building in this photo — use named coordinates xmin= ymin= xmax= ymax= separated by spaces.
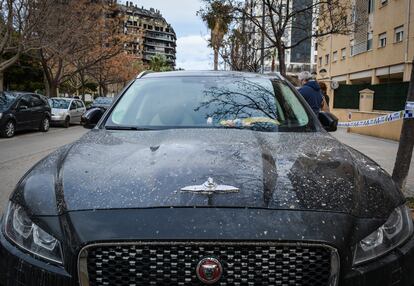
xmin=317 ymin=0 xmax=414 ymax=85
xmin=118 ymin=1 xmax=177 ymax=68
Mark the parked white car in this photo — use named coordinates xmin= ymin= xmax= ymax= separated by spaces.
xmin=48 ymin=98 xmax=86 ymax=128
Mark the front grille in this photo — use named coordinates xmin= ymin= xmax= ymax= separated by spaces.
xmin=82 ymin=242 xmax=336 ymax=286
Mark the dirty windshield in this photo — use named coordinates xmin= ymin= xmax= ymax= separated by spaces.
xmin=106 ymin=76 xmax=311 ymax=132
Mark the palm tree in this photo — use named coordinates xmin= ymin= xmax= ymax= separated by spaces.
xmin=200 ymin=1 xmax=233 ymax=71
xmin=149 ymin=55 xmax=172 ymax=72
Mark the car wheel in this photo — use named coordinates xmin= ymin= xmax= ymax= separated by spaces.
xmin=1 ymin=120 xmax=15 ymax=138
xmin=64 ymin=117 xmax=70 ymax=128
xmin=40 ymin=117 xmax=50 ymax=132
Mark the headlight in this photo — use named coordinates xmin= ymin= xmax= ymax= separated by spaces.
xmin=3 ymin=202 xmax=63 ymax=264
xmin=353 ymin=205 xmax=413 ymax=265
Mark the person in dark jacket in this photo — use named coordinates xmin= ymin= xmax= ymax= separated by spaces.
xmin=298 ymin=71 xmax=323 ymax=114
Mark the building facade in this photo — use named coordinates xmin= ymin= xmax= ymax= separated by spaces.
xmin=317 ymin=0 xmax=414 ymax=85
xmin=119 ymin=1 xmax=177 ymax=68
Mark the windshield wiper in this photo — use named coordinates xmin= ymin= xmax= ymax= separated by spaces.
xmin=105 ymin=125 xmax=156 ymax=131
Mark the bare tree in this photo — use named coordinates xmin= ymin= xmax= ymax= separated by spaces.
xmin=36 ymin=0 xmax=127 ymax=97
xmin=0 ymin=0 xmax=52 ymax=90
xmin=88 ymin=53 xmax=143 ymax=96
xmin=392 ymin=59 xmax=414 ymax=197
xmin=221 ymin=28 xmax=269 ymax=72
xmin=203 ymin=0 xmax=353 ymax=76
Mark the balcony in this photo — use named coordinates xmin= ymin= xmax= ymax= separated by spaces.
xmin=144 ymin=41 xmax=176 ymax=49
xmin=145 ymin=32 xmax=175 ymax=42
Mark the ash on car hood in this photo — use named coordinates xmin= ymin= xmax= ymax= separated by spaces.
xmin=15 ymin=129 xmax=403 ymax=218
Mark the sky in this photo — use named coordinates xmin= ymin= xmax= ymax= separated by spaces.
xmin=126 ymin=0 xmax=212 ymax=70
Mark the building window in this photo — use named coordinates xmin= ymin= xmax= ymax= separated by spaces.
xmin=319 ymin=57 xmax=322 ymax=66
xmin=333 ymin=51 xmax=338 ymax=62
xmin=325 ymin=54 xmax=329 ymax=65
xmin=378 ymin=32 xmax=387 ymax=48
xmin=395 ymin=26 xmax=404 ymax=43
xmin=367 ymin=32 xmax=373 ymax=50
xmin=368 ymin=0 xmax=375 ymax=13
xmin=341 ymin=48 xmax=346 ymax=60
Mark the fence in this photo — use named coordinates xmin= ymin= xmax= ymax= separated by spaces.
xmin=333 ymin=82 xmax=409 ymax=111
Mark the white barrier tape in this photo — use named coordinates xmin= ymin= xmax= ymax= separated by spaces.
xmin=338 ymin=110 xmax=414 ymax=128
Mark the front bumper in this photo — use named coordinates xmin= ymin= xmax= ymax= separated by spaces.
xmin=51 ymin=115 xmax=66 ymax=124
xmin=343 ymin=235 xmax=414 ymax=286
xmin=0 ymin=228 xmax=75 ymax=286
xmin=1 ymin=206 xmax=414 ymax=286
xmin=1 ymin=230 xmax=413 ymax=286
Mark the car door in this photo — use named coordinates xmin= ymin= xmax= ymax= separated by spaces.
xmin=69 ymin=101 xmax=78 ymax=124
xmin=29 ymin=94 xmax=45 ymax=127
xmin=14 ymin=95 xmax=32 ymax=130
xmin=75 ymin=100 xmax=86 ymax=124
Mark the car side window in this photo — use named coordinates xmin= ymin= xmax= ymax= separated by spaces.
xmin=31 ymin=95 xmax=44 ymax=107
xmin=18 ymin=95 xmax=31 ymax=109
xmin=76 ymin=101 xmax=84 ymax=109
xmin=70 ymin=101 xmax=77 ymax=110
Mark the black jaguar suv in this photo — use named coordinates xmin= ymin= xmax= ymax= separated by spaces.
xmin=0 ymin=71 xmax=413 ymax=286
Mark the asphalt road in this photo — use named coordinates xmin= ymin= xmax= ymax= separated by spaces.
xmin=0 ymin=127 xmax=412 ymax=215
xmin=332 ymin=128 xmax=414 ymax=196
xmin=0 ymin=126 xmax=88 ymax=213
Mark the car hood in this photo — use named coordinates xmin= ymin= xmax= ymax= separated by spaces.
xmin=14 ymin=129 xmax=403 ymax=218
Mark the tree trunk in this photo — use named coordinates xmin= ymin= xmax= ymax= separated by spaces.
xmin=271 ymin=52 xmax=276 ymax=73
xmin=43 ymin=71 xmax=50 ymax=97
xmin=103 ymin=85 xmax=109 ymax=97
xmin=99 ymin=84 xmax=103 ymax=97
xmin=49 ymin=81 xmax=59 ymax=98
xmin=277 ymin=46 xmax=286 ymax=76
xmin=392 ymin=59 xmax=414 ymax=196
xmin=214 ymin=47 xmax=219 ymax=71
xmin=0 ymin=72 xmax=4 ymax=92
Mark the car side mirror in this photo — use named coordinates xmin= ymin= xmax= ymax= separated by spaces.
xmin=318 ymin=111 xmax=338 ymax=132
xmin=81 ymin=107 xmax=105 ymax=129
xmin=19 ymin=105 xmax=28 ymax=110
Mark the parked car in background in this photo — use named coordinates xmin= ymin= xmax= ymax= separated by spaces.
xmin=88 ymin=97 xmax=113 ymax=110
xmin=49 ymin=98 xmax=86 ymax=128
xmin=0 ymin=91 xmax=51 ymax=138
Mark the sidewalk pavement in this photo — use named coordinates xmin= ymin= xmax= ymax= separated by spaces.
xmin=332 ymin=128 xmax=414 ymax=197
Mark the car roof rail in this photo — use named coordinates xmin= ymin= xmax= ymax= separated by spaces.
xmin=136 ymin=70 xmax=154 ymax=79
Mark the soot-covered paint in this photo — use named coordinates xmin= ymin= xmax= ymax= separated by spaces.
xmin=12 ymin=128 xmax=403 ymax=218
